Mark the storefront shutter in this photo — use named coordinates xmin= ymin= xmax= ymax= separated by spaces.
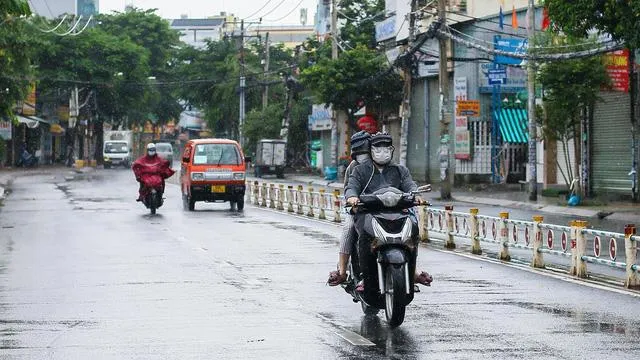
xmin=591 ymin=92 xmax=632 ymax=195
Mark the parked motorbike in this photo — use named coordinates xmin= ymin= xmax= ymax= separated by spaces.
xmin=16 ymin=150 xmax=38 ymax=168
xmin=132 ymin=160 xmax=174 ymax=215
xmin=343 ymin=184 xmax=431 ymax=328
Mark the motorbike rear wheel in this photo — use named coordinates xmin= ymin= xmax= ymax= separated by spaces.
xmin=384 ymin=265 xmax=407 ymax=328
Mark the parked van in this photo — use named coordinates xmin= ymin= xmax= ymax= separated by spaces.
xmin=180 ymin=139 xmax=250 ymax=211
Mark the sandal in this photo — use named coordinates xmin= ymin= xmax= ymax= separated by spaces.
xmin=327 ymin=271 xmax=347 ymax=286
xmin=415 ymin=271 xmax=433 ymax=286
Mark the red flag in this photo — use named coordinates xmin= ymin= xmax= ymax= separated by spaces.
xmin=541 ymin=7 xmax=550 ymax=30
xmin=512 ymin=5 xmax=518 ymax=30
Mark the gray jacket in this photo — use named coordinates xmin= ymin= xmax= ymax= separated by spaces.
xmin=345 ymin=161 xmax=417 ymax=199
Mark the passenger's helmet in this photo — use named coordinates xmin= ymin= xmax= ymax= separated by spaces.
xmin=350 ymin=131 xmax=371 ymax=157
xmin=370 ymin=132 xmax=393 ymax=148
xmin=146 ymin=143 xmax=156 ymax=155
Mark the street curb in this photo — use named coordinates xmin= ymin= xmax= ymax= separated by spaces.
xmin=453 ymin=195 xmax=602 ymax=218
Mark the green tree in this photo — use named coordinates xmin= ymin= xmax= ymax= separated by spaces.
xmin=543 ymin=0 xmax=640 ymax=48
xmin=338 ymin=0 xmax=384 ymax=49
xmin=300 ymin=45 xmax=402 ymax=131
xmin=0 ymin=0 xmax=33 ymax=119
xmin=534 ymin=34 xmax=610 ymax=189
xmin=97 ymin=8 xmax=183 ymax=123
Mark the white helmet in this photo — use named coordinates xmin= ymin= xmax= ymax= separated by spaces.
xmin=147 ymin=143 xmax=156 ymax=155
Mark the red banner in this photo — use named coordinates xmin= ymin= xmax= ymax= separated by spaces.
xmin=604 ymin=49 xmax=629 ymax=92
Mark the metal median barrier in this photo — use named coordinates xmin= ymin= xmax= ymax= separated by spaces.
xmin=246 ymin=181 xmax=640 ymax=290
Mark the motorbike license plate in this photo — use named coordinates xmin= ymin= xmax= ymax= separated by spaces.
xmin=211 ymin=185 xmax=226 ymax=193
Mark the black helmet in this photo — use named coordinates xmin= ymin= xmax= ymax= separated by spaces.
xmin=350 ymin=131 xmax=371 ymax=156
xmin=370 ymin=132 xmax=393 ymax=147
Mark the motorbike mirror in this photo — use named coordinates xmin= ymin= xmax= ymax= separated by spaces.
xmin=182 ymin=156 xmax=190 ymax=163
xmin=244 ymin=156 xmax=252 ymax=163
xmin=416 ymin=184 xmax=432 ymax=193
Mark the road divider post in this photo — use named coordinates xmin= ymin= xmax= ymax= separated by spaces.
xmin=571 ymin=220 xmax=588 ymax=277
xmin=318 ymin=189 xmax=327 ymax=220
xmin=269 ymin=184 xmax=276 ymax=209
xmin=261 ymin=183 xmax=268 ymax=207
xmin=277 ymin=184 xmax=285 ymax=211
xmin=333 ymin=190 xmax=342 ymax=223
xmin=296 ymin=185 xmax=304 ymax=215
xmin=532 ymin=215 xmax=544 ymax=268
xmin=287 ymin=186 xmax=294 ymax=213
xmin=499 ymin=212 xmax=511 ymax=261
xmin=624 ymin=224 xmax=639 ymax=289
xmin=445 ymin=205 xmax=455 ymax=249
xmin=470 ymin=208 xmax=481 ymax=254
xmin=306 ymin=188 xmax=315 ymax=218
xmin=419 ymin=205 xmax=429 ymax=243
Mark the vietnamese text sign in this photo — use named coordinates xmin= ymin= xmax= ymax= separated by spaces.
xmin=454 ymin=77 xmax=467 ymax=101
xmin=375 ymin=16 xmax=396 ymax=42
xmin=455 ymin=116 xmax=471 ymax=160
xmin=456 ymin=100 xmax=480 ymax=117
xmin=0 ymin=120 xmax=11 ymax=140
xmin=488 ymin=69 xmax=507 ymax=85
xmin=604 ymin=49 xmax=629 ymax=92
xmin=494 ymin=36 xmax=527 ymax=66
xmin=308 ymin=104 xmax=332 ymax=131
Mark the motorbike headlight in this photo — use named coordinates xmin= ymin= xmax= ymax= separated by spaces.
xmin=191 ymin=172 xmax=205 ymax=181
xmin=371 ymin=219 xmax=388 ymax=246
xmin=401 ymin=218 xmax=413 ymax=245
xmin=233 ymin=172 xmax=245 ymax=180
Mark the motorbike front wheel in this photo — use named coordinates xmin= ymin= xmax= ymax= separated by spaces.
xmin=384 ymin=264 xmax=407 ymax=328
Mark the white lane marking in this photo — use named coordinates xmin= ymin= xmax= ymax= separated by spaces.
xmin=431 ymin=248 xmax=640 ymax=299
xmin=334 ymin=328 xmax=376 ymax=346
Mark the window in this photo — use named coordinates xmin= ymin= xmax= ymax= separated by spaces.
xmin=192 ymin=143 xmax=240 ymax=165
xmin=104 ymin=142 xmax=128 ymax=154
xmin=155 ymin=143 xmax=172 ymax=152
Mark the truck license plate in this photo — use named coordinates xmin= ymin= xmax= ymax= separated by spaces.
xmin=211 ymin=185 xmax=226 ymax=193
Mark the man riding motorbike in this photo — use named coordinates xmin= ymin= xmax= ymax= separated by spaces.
xmin=133 ymin=143 xmax=175 ymax=202
xmin=327 ymin=130 xmax=372 ymax=286
xmin=344 ymin=132 xmax=433 ymax=292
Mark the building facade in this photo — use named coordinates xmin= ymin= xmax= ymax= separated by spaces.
xmin=29 ymin=0 xmax=98 ymax=18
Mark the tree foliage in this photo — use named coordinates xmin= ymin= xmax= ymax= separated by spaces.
xmin=0 ymin=0 xmax=33 ymax=119
xmin=338 ymin=0 xmax=384 ymax=49
xmin=300 ymin=45 xmax=402 ymax=129
xmin=535 ymin=33 xmax=610 ymax=185
xmin=543 ymin=0 xmax=640 ymax=48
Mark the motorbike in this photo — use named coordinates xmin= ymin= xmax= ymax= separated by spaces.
xmin=16 ymin=150 xmax=38 ymax=167
xmin=132 ymin=159 xmax=175 ymax=215
xmin=342 ymin=184 xmax=431 ymax=328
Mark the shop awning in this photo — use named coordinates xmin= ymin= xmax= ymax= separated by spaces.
xmin=16 ymin=115 xmax=49 ymax=129
xmin=50 ymin=123 xmax=65 ymax=135
xmin=494 ymin=108 xmax=529 ymax=143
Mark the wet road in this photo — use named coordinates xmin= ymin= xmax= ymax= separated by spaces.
xmin=1 ymin=169 xmax=640 ymax=359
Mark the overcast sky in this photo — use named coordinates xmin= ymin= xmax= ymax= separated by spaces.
xmin=100 ymin=0 xmax=317 ymax=25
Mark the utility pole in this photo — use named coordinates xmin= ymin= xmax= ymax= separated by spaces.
xmin=330 ymin=0 xmax=339 ymax=167
xmin=399 ymin=0 xmax=417 ymax=167
xmin=239 ymin=19 xmax=246 ymax=147
xmin=526 ymin=0 xmax=537 ymax=200
xmin=438 ymin=0 xmax=452 ymax=200
xmin=262 ymin=32 xmax=270 ymax=110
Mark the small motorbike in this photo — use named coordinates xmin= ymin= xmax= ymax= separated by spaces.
xmin=16 ymin=150 xmax=38 ymax=167
xmin=343 ymin=184 xmax=431 ymax=328
xmin=133 ymin=160 xmax=174 ymax=215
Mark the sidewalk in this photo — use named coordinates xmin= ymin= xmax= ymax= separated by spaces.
xmin=250 ymin=173 xmax=640 ymax=222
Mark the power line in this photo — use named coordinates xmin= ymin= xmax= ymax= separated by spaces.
xmin=243 ymin=0 xmax=273 ymax=20
xmin=438 ymin=25 xmax=624 ymax=61
xmin=250 ymin=0 xmax=286 ymax=20
xmin=263 ymin=0 xmax=304 ymax=22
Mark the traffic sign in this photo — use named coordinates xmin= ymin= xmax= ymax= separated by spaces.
xmin=487 ymin=69 xmax=507 ymax=85
xmin=609 ymin=238 xmax=617 ymax=260
xmin=561 ymin=232 xmax=568 ymax=252
xmin=594 ymin=236 xmax=601 ymax=257
xmin=547 ymin=230 xmax=554 ymax=249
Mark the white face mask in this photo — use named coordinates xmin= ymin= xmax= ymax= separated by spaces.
xmin=147 ymin=150 xmax=156 ymax=156
xmin=371 ymin=146 xmax=392 ymax=165
xmin=355 ymin=154 xmax=369 ymax=163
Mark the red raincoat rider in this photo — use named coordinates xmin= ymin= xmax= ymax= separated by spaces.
xmin=132 ymin=143 xmax=175 ymax=201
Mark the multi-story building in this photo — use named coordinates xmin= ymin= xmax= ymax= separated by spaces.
xmin=170 ymin=12 xmax=237 ymax=48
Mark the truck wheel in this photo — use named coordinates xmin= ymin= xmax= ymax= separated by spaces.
xmin=104 ymin=163 xmax=111 ymax=169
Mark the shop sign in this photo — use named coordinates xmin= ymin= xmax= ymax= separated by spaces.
xmin=604 ymin=49 xmax=629 ymax=92
xmin=454 ymin=116 xmax=471 ymax=160
xmin=0 ymin=120 xmax=11 ymax=140
xmin=308 ymin=104 xmax=332 ymax=131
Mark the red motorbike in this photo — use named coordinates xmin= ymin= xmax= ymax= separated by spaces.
xmin=132 ymin=157 xmax=175 ymax=214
